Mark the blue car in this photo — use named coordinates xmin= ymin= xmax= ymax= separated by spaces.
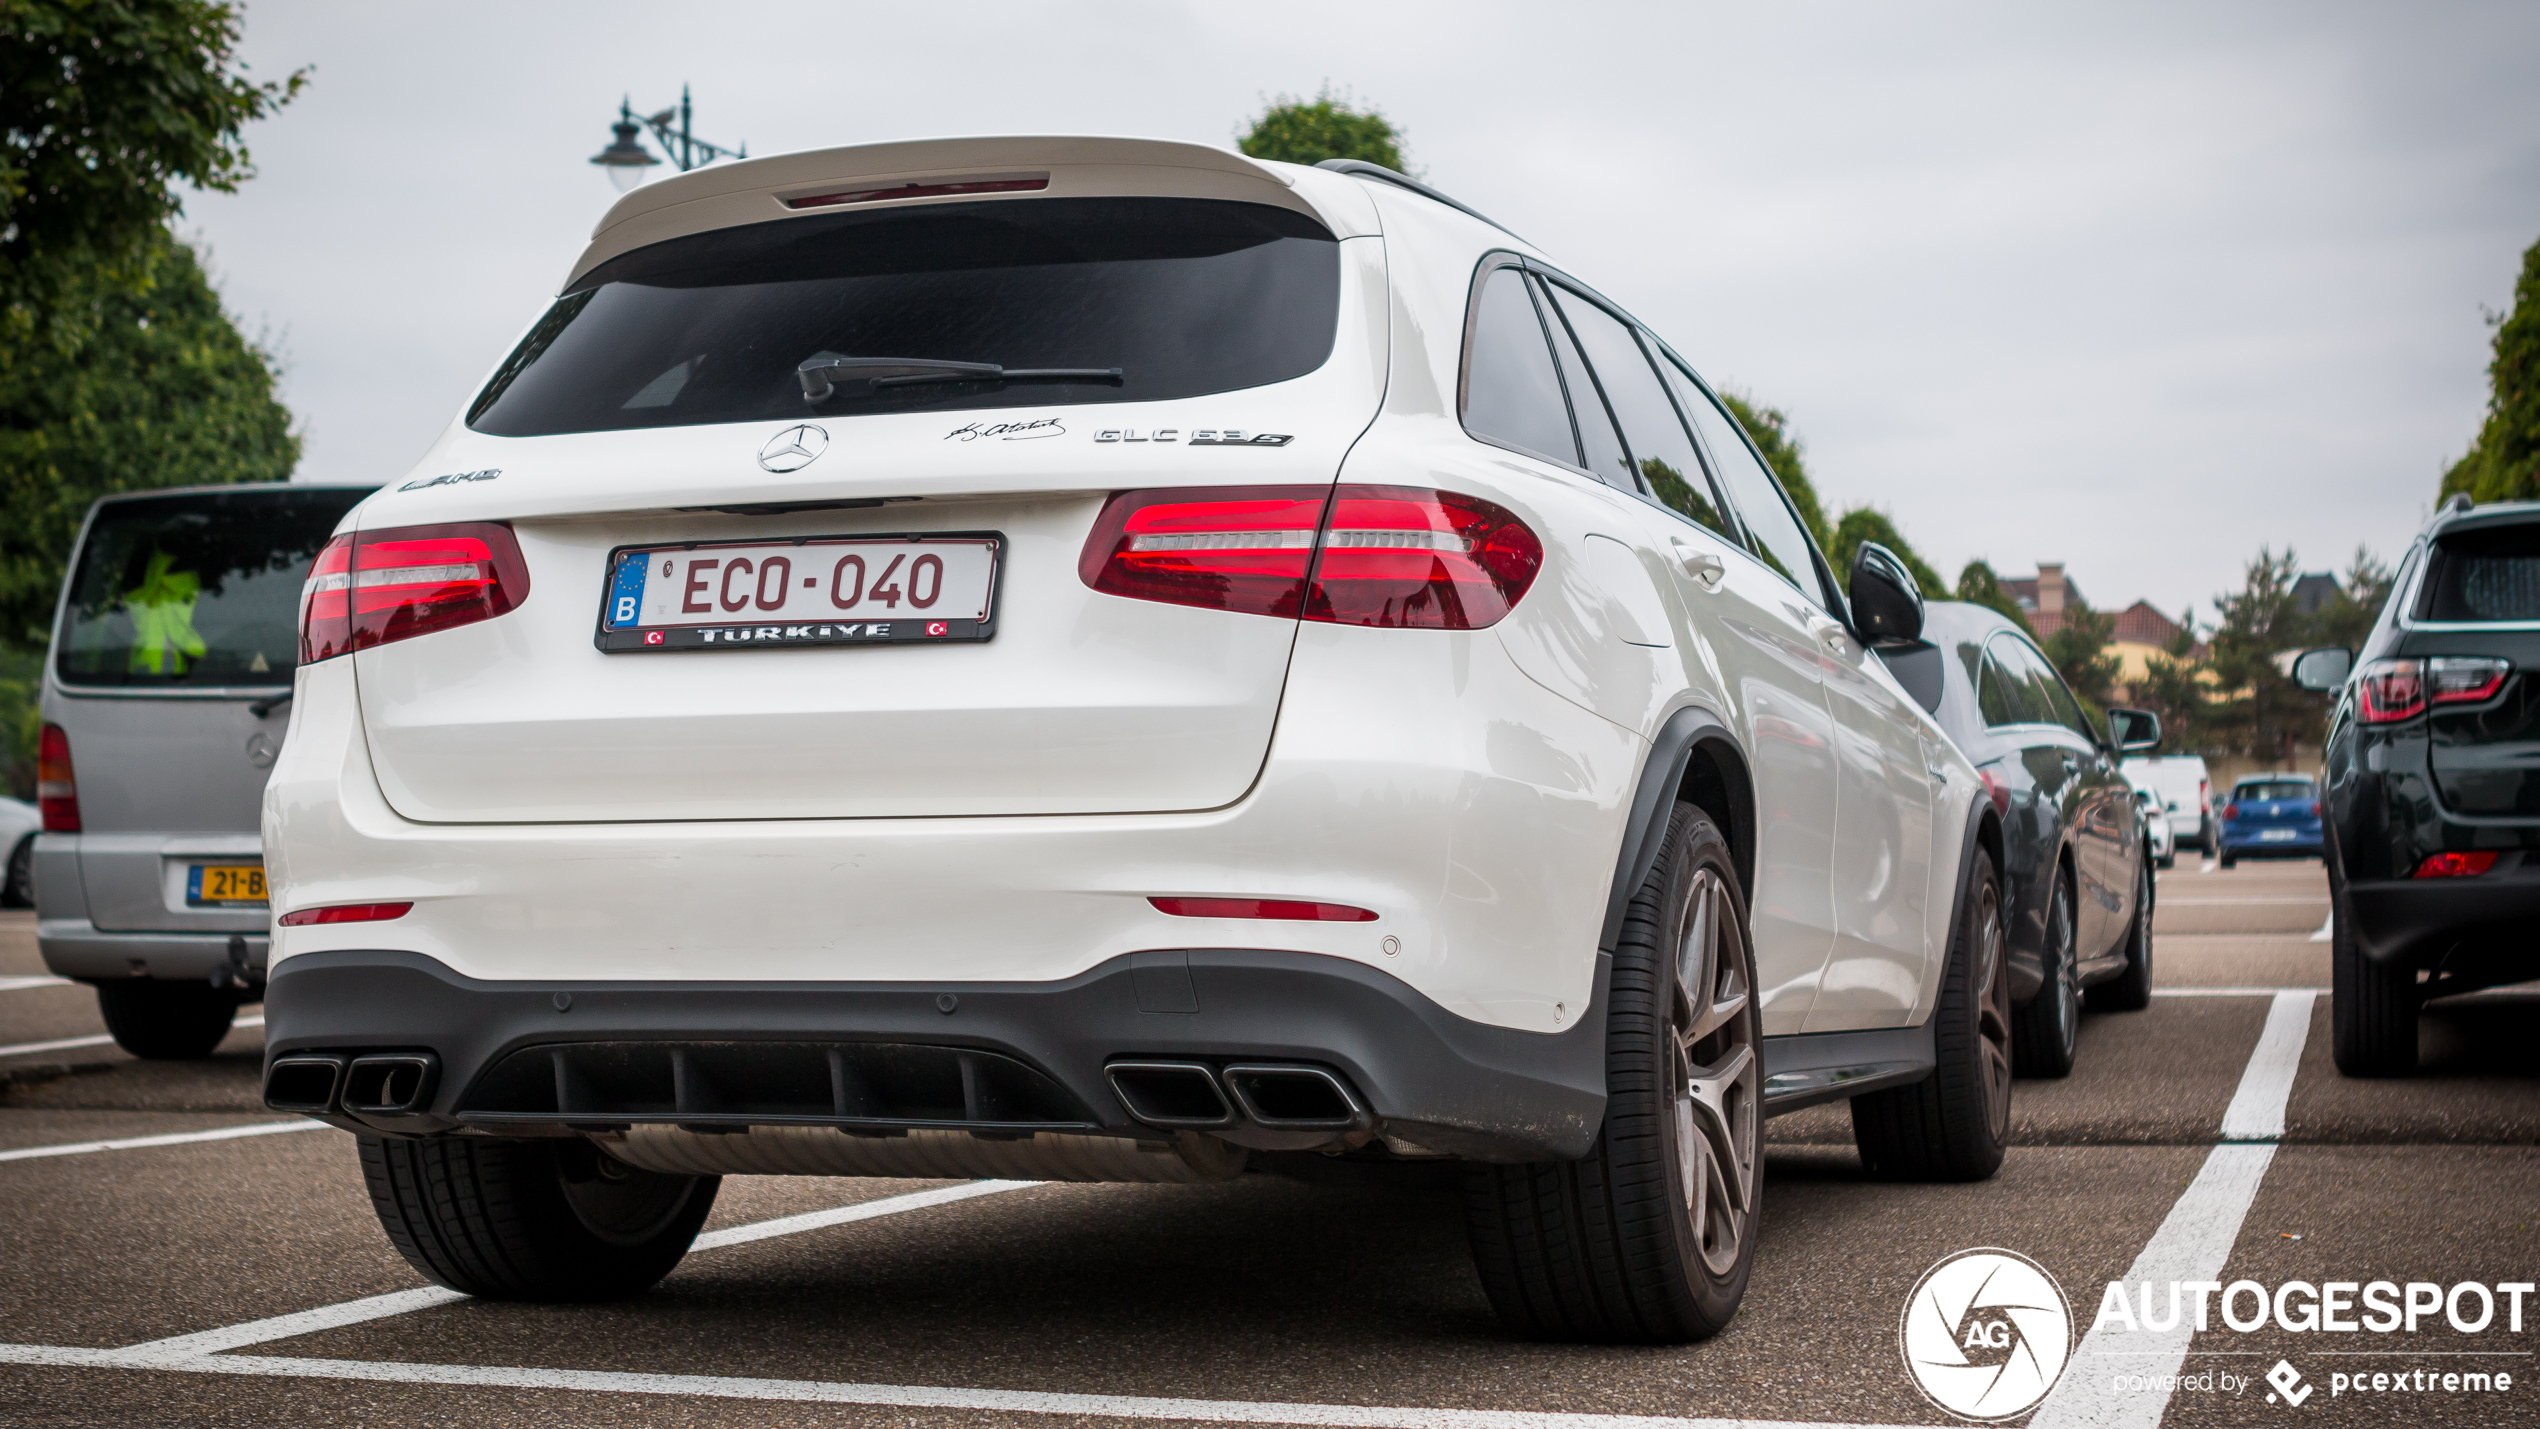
xmin=2217 ymin=774 xmax=2324 ymax=867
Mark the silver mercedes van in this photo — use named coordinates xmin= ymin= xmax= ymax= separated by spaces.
xmin=35 ymin=483 xmax=374 ymax=1057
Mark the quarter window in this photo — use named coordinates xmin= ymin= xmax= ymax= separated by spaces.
xmin=1534 ymin=277 xmax=1633 ymax=489
xmin=1462 ymin=265 xmax=1579 ymax=468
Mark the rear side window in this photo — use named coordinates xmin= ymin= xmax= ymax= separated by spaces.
xmin=1462 ymin=266 xmax=1578 ymax=467
xmin=468 ymin=197 xmax=1340 ymax=437
xmin=1976 ymin=647 xmax=2027 ymax=727
xmin=1667 ymin=362 xmax=1824 ymax=605
xmin=1534 ymin=278 xmax=1633 ymax=489
xmin=56 ymin=488 xmax=372 ymax=688
xmin=2417 ymin=523 xmax=2540 ymax=622
xmin=1538 ymin=286 xmax=1737 ymax=539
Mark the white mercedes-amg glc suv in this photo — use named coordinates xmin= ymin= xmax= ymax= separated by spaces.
xmin=263 ymin=136 xmax=2010 ymax=1342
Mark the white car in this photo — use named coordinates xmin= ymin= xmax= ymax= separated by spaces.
xmin=261 ymin=137 xmax=2004 ymax=1341
xmin=0 ymin=795 xmax=36 ymax=907
xmin=2132 ymin=785 xmax=2177 ymax=869
xmin=2122 ymin=752 xmax=2212 ymax=857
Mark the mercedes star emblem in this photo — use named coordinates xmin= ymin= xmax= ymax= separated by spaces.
xmin=758 ymin=424 xmax=829 ymax=472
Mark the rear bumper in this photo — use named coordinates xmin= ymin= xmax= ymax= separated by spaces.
xmin=38 ymin=917 xmax=269 ymax=987
xmin=2220 ymin=830 xmax=2323 ymax=856
xmin=261 ymin=947 xmax=1611 ymax=1162
xmin=2345 ymin=858 xmax=2540 ymax=978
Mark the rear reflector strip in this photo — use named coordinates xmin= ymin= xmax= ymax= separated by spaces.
xmin=783 ymin=176 xmax=1048 ymax=210
xmin=2412 ymin=852 xmax=2498 ymax=879
xmin=1149 ymin=897 xmax=1378 ymax=923
xmin=277 ymin=902 xmax=414 ymax=927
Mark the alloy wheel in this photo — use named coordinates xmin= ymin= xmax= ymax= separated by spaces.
xmin=1973 ymin=880 xmax=2013 ymax=1138
xmin=1671 ymin=868 xmax=1760 ymax=1277
xmin=2049 ymin=882 xmax=2080 ymax=1058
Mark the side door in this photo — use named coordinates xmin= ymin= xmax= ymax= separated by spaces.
xmin=1995 ymin=635 xmax=2117 ymax=956
xmin=1531 ymin=276 xmax=1840 ymax=1036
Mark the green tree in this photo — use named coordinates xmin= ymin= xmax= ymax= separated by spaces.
xmin=2206 ymin=548 xmax=2327 ymax=762
xmin=1953 ymin=560 xmax=2034 ymax=633
xmin=1237 ymin=88 xmax=1407 ymax=171
xmin=2041 ymin=600 xmax=2121 ymax=714
xmin=1828 ymin=506 xmax=1945 ymax=594
xmin=2134 ymin=652 xmax=2213 ymax=755
xmin=2438 ymin=234 xmax=2539 ymax=505
xmin=1717 ymin=391 xmax=1832 ymax=550
xmin=3 ymin=0 xmax=306 ymax=328
xmin=2310 ymin=546 xmax=2392 ymax=654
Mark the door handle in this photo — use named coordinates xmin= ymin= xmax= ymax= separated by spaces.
xmin=1671 ymin=540 xmax=1725 ymax=590
xmin=1805 ymin=614 xmax=1849 ymax=653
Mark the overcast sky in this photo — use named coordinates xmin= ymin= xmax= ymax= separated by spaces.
xmin=184 ymin=0 xmax=2540 ymax=629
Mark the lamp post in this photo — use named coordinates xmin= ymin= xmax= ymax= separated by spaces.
xmin=589 ymin=86 xmax=745 ymax=193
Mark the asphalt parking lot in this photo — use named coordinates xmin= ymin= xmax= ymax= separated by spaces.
xmin=1 ymin=860 xmax=2532 ymax=1428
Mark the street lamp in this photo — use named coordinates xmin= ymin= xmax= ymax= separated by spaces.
xmin=589 ymin=86 xmax=745 ymax=193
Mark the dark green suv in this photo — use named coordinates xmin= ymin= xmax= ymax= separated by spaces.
xmin=2295 ymin=496 xmax=2540 ymax=1075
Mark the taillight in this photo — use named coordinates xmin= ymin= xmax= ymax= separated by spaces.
xmin=1080 ymin=486 xmax=1542 ymax=631
xmin=1148 ymin=896 xmax=1377 ymax=922
xmin=2197 ymin=779 xmax=2209 ymax=815
xmin=36 ymin=723 xmax=78 ymax=833
xmin=2222 ymin=803 xmax=2240 ymax=821
xmin=2356 ymin=657 xmax=2512 ymax=722
xmin=2307 ymin=801 xmax=2321 ymax=817
xmin=2413 ymin=852 xmax=2497 ymax=879
xmin=300 ymin=522 xmax=530 ymax=663
xmin=276 ymin=901 xmax=413 ymax=926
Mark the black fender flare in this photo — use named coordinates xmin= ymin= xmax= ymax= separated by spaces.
xmin=1598 ymin=704 xmax=1751 ymax=953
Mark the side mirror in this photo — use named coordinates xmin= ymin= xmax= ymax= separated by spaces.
xmin=2108 ymin=706 xmax=2161 ymax=753
xmin=1847 ymin=542 xmax=1924 ymax=646
xmin=2292 ymin=647 xmax=2353 ymax=692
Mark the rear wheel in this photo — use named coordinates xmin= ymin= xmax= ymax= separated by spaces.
xmin=2012 ymin=873 xmax=2080 ymax=1077
xmin=359 ymin=1135 xmax=718 ymax=1300
xmin=2 ymin=835 xmax=31 ymax=907
xmin=95 ymin=980 xmax=240 ymax=1060
xmin=2218 ymin=848 xmax=2237 ymax=870
xmin=1461 ymin=804 xmax=1761 ymax=1343
xmin=2330 ymin=877 xmax=2416 ymax=1077
xmin=2089 ymin=856 xmax=2155 ymax=1012
xmin=1851 ymin=847 xmax=2010 ymax=1182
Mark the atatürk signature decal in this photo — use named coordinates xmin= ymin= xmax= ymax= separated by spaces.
xmin=946 ymin=417 xmax=1065 ymax=442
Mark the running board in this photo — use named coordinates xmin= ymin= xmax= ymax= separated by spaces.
xmin=1760 ymin=1018 xmax=1936 ymax=1116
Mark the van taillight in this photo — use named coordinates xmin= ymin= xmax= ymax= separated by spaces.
xmin=36 ymin=724 xmax=78 ymax=833
xmin=300 ymin=522 xmax=530 ymax=663
xmin=1080 ymin=486 xmax=1541 ymax=630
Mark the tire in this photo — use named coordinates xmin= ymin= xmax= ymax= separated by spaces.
xmin=2330 ymin=875 xmax=2416 ymax=1077
xmin=1851 ymin=846 xmax=2010 ymax=1182
xmin=2155 ymin=852 xmax=2175 ymax=871
xmin=2218 ymin=849 xmax=2237 ymax=870
xmin=360 ymin=1135 xmax=719 ymax=1300
xmin=2 ymin=835 xmax=31 ymax=907
xmin=2012 ymin=872 xmax=2080 ymax=1077
xmin=1461 ymin=804 xmax=1762 ymax=1343
xmin=2089 ymin=855 xmax=2155 ymax=1012
xmin=95 ymin=980 xmax=240 ymax=1059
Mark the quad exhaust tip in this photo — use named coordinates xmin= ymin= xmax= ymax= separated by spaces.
xmin=1221 ymin=1064 xmax=1366 ymax=1129
xmin=263 ymin=1054 xmax=347 ymax=1114
xmin=1104 ymin=1061 xmax=1235 ymax=1127
xmin=263 ymin=1052 xmax=440 ymax=1116
xmin=1105 ymin=1059 xmax=1369 ymax=1133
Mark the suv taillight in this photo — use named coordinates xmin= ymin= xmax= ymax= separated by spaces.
xmin=36 ymin=723 xmax=78 ymax=833
xmin=2356 ymin=656 xmax=2512 ymax=723
xmin=301 ymin=522 xmax=531 ymax=663
xmin=1080 ymin=486 xmax=1542 ymax=630
xmin=2197 ymin=779 xmax=2209 ymax=815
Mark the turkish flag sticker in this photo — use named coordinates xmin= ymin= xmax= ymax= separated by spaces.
xmin=926 ymin=621 xmax=949 ymax=636
xmin=644 ymin=630 xmax=665 ymax=645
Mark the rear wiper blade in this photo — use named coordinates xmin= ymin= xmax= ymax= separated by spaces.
xmin=797 ymin=356 xmax=1123 ymax=402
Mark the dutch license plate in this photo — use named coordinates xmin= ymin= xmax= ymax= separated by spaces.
xmin=189 ymin=864 xmax=267 ymax=907
xmin=2259 ymin=828 xmax=2299 ymax=842
xmin=596 ymin=533 xmax=1002 ymax=653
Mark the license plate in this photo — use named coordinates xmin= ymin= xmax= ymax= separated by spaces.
xmin=188 ymin=864 xmax=267 ymax=907
xmin=2259 ymin=828 xmax=2299 ymax=842
xmin=596 ymin=533 xmax=1002 ymax=653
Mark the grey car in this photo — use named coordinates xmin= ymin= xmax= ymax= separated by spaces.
xmin=35 ymin=483 xmax=373 ymax=1057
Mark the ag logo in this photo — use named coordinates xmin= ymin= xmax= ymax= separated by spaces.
xmin=758 ymin=424 xmax=828 ymax=472
xmin=1900 ymin=1248 xmax=2072 ymax=1422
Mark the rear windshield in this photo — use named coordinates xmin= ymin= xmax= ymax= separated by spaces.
xmin=466 ymin=197 xmax=1341 ymax=437
xmin=2417 ymin=522 xmax=2540 ymax=622
xmin=55 ymin=488 xmax=371 ymax=689
xmin=2234 ymin=781 xmax=2313 ymax=802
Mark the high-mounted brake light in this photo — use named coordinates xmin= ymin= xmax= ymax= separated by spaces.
xmin=1149 ymin=897 xmax=1378 ymax=922
xmin=1081 ymin=486 xmax=1542 ymax=631
xmin=36 ymin=723 xmax=78 ymax=833
xmin=276 ymin=902 xmax=414 ymax=926
xmin=2356 ymin=656 xmax=2512 ymax=723
xmin=782 ymin=176 xmax=1048 ymax=210
xmin=301 ymin=522 xmax=530 ymax=663
xmin=2413 ymin=851 xmax=2497 ymax=879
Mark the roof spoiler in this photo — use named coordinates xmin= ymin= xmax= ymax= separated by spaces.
xmin=1314 ymin=159 xmax=1528 ymax=244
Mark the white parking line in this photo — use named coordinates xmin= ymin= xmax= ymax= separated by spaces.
xmin=2156 ymin=897 xmax=2328 ymax=906
xmin=0 ymin=976 xmax=72 ymax=992
xmin=2309 ymin=913 xmax=2334 ymax=942
xmin=0 ymin=1015 xmax=262 ymax=1060
xmin=2149 ymin=986 xmax=2318 ymax=996
xmin=2027 ymin=991 xmax=2316 ymax=1429
xmin=0 ymin=1117 xmax=327 ymax=1164
xmin=0 ymin=1344 xmax=1922 ymax=1429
